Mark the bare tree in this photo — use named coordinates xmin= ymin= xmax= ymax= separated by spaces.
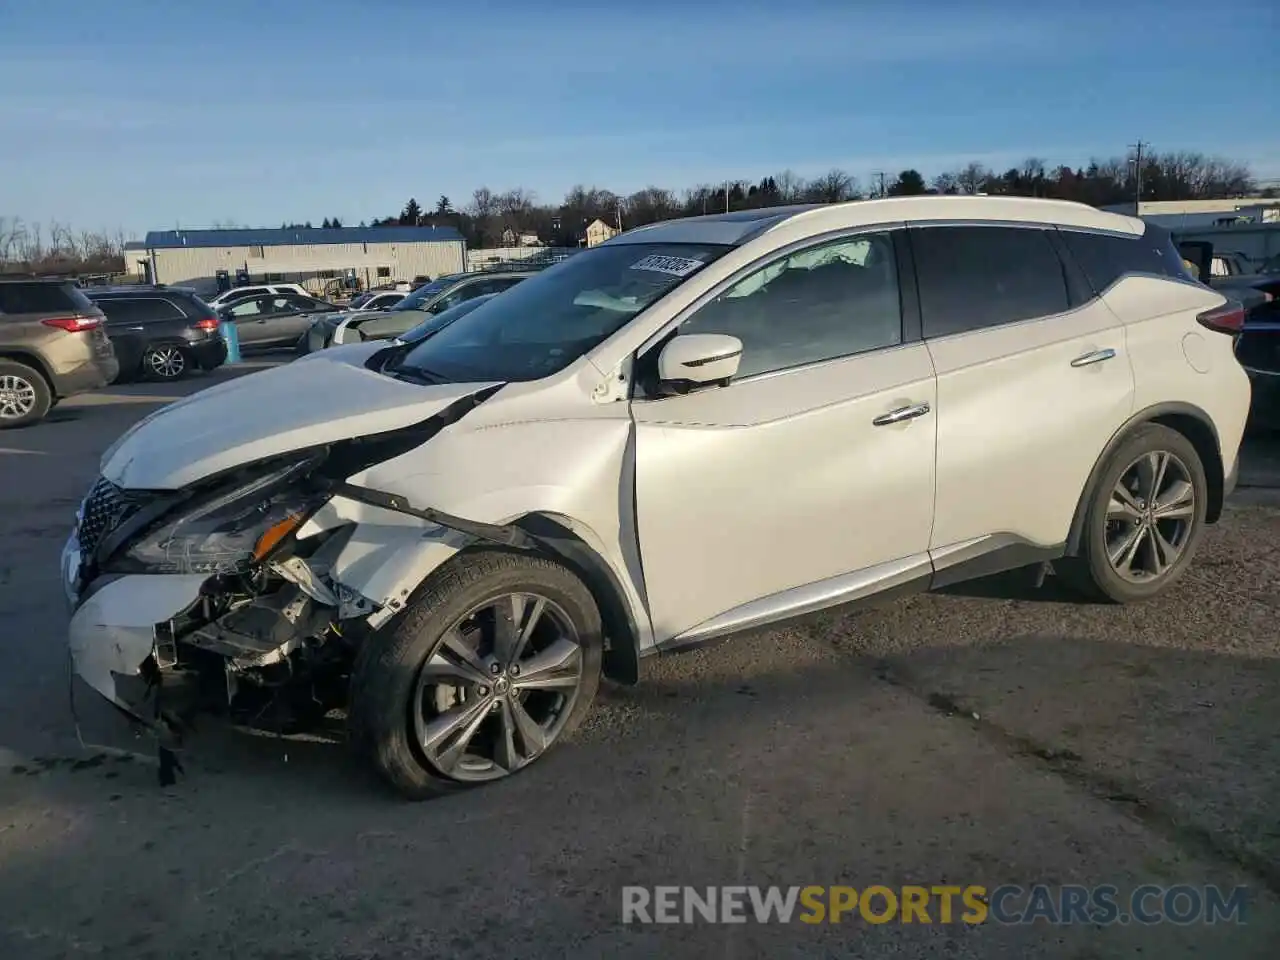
xmin=805 ymin=169 xmax=857 ymax=203
xmin=773 ymin=170 xmax=806 ymax=203
xmin=955 ymin=162 xmax=990 ymax=195
xmin=931 ymin=172 xmax=959 ymax=195
xmin=625 ymin=186 xmax=678 ymax=226
xmin=0 ymin=216 xmax=27 ymax=263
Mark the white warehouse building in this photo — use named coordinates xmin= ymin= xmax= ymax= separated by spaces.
xmin=125 ymin=225 xmax=467 ymax=297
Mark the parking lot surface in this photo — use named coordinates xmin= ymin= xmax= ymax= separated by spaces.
xmin=3 ymin=364 xmax=1280 ymax=959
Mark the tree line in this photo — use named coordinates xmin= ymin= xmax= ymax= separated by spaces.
xmin=364 ymin=149 xmax=1264 ymax=249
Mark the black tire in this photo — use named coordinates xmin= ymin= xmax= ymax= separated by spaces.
xmin=1059 ymin=423 xmax=1208 ymax=603
xmin=0 ymin=359 xmax=53 ymax=429
xmin=349 ymin=550 xmax=603 ymax=800
xmin=141 ymin=343 xmax=190 ymax=381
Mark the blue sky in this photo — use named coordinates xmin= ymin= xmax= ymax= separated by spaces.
xmin=1 ymin=0 xmax=1276 ymax=238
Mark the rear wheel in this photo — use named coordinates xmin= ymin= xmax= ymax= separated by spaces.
xmin=349 ymin=551 xmax=603 ymax=800
xmin=142 ymin=344 xmax=189 ymax=381
xmin=0 ymin=360 xmax=52 ymax=428
xmin=1059 ymin=424 xmax=1207 ymax=603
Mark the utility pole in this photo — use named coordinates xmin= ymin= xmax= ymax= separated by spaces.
xmin=1129 ymin=140 xmax=1147 ymax=215
xmin=873 ymin=172 xmax=887 ymax=198
xmin=724 ymin=181 xmax=730 ymax=213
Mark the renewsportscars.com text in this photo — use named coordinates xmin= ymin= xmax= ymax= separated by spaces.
xmin=621 ymin=884 xmax=1248 ymax=926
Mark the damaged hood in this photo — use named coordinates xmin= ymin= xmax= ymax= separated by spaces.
xmin=101 ymin=349 xmax=502 ymax=490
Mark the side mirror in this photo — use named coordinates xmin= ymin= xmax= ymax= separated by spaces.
xmin=657 ymin=333 xmax=743 ymax=388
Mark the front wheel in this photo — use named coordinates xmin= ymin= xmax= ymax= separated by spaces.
xmin=349 ymin=551 xmax=603 ymax=799
xmin=1059 ymin=423 xmax=1207 ymax=603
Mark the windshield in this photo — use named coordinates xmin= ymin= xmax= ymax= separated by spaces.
xmin=349 ymin=292 xmax=373 ymax=308
xmin=391 ymin=277 xmax=460 ymax=311
xmin=1261 ymin=253 xmax=1280 ymax=275
xmin=391 ymin=242 xmax=731 ymax=384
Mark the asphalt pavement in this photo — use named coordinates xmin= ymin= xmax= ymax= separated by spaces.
xmin=2 ymin=362 xmax=1280 ymax=959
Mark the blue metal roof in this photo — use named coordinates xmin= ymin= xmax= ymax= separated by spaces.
xmin=123 ymin=240 xmax=147 ymax=250
xmin=142 ymin=225 xmax=465 ymax=249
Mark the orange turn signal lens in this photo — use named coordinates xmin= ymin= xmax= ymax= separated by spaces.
xmin=252 ymin=513 xmax=305 ymax=562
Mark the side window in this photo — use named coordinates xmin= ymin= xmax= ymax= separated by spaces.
xmin=488 ymin=277 xmax=525 ymax=294
xmin=912 ymin=226 xmax=1070 ymax=338
xmin=1059 ymin=227 xmax=1194 ymax=294
xmin=98 ymin=298 xmax=182 ymax=322
xmin=227 ymin=298 xmax=266 ymax=318
xmin=677 ymin=233 xmax=903 ymax=379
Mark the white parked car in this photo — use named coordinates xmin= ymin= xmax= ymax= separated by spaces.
xmin=206 ymin=283 xmax=312 ymax=309
xmin=62 ymin=196 xmax=1250 ymax=798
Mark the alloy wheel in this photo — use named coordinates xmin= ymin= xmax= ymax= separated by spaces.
xmin=146 ymin=346 xmax=186 ymax=379
xmin=1105 ymin=450 xmax=1196 ymax=582
xmin=412 ymin=592 xmax=586 ymax=782
xmin=0 ymin=374 xmax=37 ymax=420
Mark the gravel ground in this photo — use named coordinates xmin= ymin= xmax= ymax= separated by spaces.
xmin=2 ymin=365 xmax=1279 ymax=959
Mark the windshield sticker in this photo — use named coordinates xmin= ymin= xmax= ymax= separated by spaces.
xmin=630 ymin=254 xmax=705 ymax=277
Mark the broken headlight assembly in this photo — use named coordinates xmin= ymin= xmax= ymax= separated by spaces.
xmin=106 ymin=454 xmax=330 ymax=576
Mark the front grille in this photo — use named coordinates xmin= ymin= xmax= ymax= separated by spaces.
xmin=78 ymin=477 xmax=147 ymax=557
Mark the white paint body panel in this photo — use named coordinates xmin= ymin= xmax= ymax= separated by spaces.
xmin=68 ymin=574 xmax=208 ymax=709
xmin=1104 ymin=276 xmax=1251 ymax=475
xmin=632 ymin=344 xmax=937 ymax=640
xmin=99 ymin=346 xmax=500 ymax=490
xmin=926 ymin=303 xmax=1134 ymax=549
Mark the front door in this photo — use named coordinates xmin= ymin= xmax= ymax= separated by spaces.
xmin=631 ymin=230 xmax=938 ymax=643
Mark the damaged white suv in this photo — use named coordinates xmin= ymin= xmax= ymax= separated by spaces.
xmin=63 ymin=197 xmax=1250 ymax=798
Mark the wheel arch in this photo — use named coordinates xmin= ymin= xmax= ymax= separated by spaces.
xmin=0 ymin=350 xmax=55 ymax=393
xmin=513 ymin=513 xmax=645 ymax=685
xmin=1066 ymin=401 xmax=1225 ymax=556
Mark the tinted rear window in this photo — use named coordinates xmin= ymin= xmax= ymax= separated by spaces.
xmin=1059 ymin=226 xmax=1193 ymax=293
xmin=96 ymin=297 xmax=187 ymax=322
xmin=0 ymin=281 xmax=95 ymax=315
xmin=911 ymin=225 xmax=1071 ymax=338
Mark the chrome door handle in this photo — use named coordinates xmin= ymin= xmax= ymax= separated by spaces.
xmin=1071 ymin=348 xmax=1117 ymax=367
xmin=873 ymin=402 xmax=931 ymax=426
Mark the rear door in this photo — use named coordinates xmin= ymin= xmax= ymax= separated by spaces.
xmin=911 ymin=223 xmax=1135 ymax=568
xmin=96 ymin=296 xmax=187 ymax=371
xmin=256 ymin=294 xmax=320 ymax=346
xmin=222 ymin=295 xmax=275 ymax=347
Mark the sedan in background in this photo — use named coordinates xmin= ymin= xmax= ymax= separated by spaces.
xmin=217 ymin=292 xmax=340 ymax=352
xmin=346 ymin=290 xmax=405 ymax=312
xmin=389 ymin=293 xmax=496 ymax=345
xmin=87 ymin=286 xmax=227 ymax=381
xmin=303 ymin=270 xmax=534 ymax=352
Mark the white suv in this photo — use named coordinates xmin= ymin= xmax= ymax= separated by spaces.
xmin=206 ymin=283 xmax=311 ymax=309
xmin=62 ymin=197 xmax=1250 ymax=798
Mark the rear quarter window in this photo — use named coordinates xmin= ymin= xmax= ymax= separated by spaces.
xmin=0 ymin=282 xmax=93 ymax=315
xmin=1059 ymin=227 xmax=1193 ymax=293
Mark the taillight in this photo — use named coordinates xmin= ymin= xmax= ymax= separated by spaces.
xmin=41 ymin=314 xmax=102 ymax=333
xmin=194 ymin=317 xmax=220 ymax=331
xmin=1197 ymin=300 xmax=1245 ymax=335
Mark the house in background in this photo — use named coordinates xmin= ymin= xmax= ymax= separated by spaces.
xmin=501 ymin=227 xmax=542 ymax=247
xmin=584 ymin=218 xmax=619 ymax=247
